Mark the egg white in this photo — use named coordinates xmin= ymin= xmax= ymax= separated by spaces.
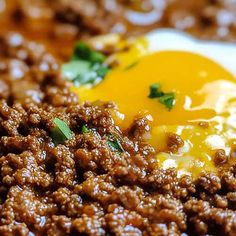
xmin=147 ymin=29 xmax=236 ymax=76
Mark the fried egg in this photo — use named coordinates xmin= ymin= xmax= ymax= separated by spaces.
xmin=72 ymin=30 xmax=236 ymax=178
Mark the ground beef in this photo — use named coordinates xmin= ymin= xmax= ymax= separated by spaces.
xmin=11 ymin=0 xmax=236 ymax=41
xmin=166 ymin=133 xmax=184 ymax=154
xmin=1 ymin=0 xmax=236 ymax=47
xmin=0 ymin=33 xmax=235 ymax=236
xmin=0 ymin=1 xmax=236 ymax=236
xmin=214 ymin=149 xmax=228 ymax=166
xmin=50 ymin=0 xmax=236 ymax=41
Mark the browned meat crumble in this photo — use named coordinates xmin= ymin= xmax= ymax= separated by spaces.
xmin=0 ymin=32 xmax=236 ymax=236
xmin=2 ymin=0 xmax=236 ymax=42
xmin=0 ymin=1 xmax=236 ymax=236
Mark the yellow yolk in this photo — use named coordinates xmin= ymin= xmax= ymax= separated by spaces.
xmin=72 ymin=48 xmax=236 ymax=178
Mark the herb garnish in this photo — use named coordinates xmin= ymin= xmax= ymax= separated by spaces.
xmin=72 ymin=42 xmax=106 ymax=63
xmin=148 ymin=83 xmax=164 ymax=98
xmin=107 ymin=134 xmax=124 ymax=153
xmin=159 ymin=93 xmax=175 ymax=110
xmin=51 ymin=118 xmax=73 ymax=144
xmin=62 ymin=42 xmax=110 ymax=87
xmin=81 ymin=125 xmax=90 ymax=134
xmin=148 ymin=83 xmax=175 ymax=110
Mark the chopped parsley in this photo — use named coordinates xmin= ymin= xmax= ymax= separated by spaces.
xmin=81 ymin=125 xmax=90 ymax=134
xmin=107 ymin=134 xmax=124 ymax=153
xmin=72 ymin=42 xmax=106 ymax=63
xmin=51 ymin=118 xmax=73 ymax=145
xmin=148 ymin=83 xmax=164 ymax=98
xmin=148 ymin=83 xmax=176 ymax=111
xmin=159 ymin=93 xmax=175 ymax=111
xmin=62 ymin=42 xmax=110 ymax=87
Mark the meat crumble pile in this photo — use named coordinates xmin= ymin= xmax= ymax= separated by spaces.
xmin=2 ymin=0 xmax=236 ymax=42
xmin=0 ymin=33 xmax=236 ymax=236
xmin=0 ymin=0 xmax=236 ymax=236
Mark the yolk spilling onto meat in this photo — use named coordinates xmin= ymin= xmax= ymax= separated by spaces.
xmin=72 ymin=46 xmax=236 ymax=178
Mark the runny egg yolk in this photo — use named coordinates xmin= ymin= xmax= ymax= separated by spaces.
xmin=73 ymin=49 xmax=236 ymax=178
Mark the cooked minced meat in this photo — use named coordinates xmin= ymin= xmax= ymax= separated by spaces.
xmin=2 ymin=0 xmax=236 ymax=42
xmin=0 ymin=1 xmax=236 ymax=236
xmin=0 ymin=31 xmax=236 ymax=236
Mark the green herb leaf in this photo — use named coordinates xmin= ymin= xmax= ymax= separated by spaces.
xmin=73 ymin=42 xmax=106 ymax=64
xmin=51 ymin=118 xmax=73 ymax=144
xmin=62 ymin=60 xmax=91 ymax=81
xmin=159 ymin=93 xmax=175 ymax=111
xmin=81 ymin=125 xmax=90 ymax=134
xmin=148 ymin=83 xmax=176 ymax=110
xmin=62 ymin=61 xmax=109 ymax=86
xmin=93 ymin=63 xmax=110 ymax=77
xmin=62 ymin=42 xmax=110 ymax=87
xmin=148 ymin=83 xmax=164 ymax=98
xmin=107 ymin=134 xmax=124 ymax=153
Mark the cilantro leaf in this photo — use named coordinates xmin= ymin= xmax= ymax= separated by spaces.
xmin=62 ymin=42 xmax=110 ymax=87
xmin=62 ymin=60 xmax=91 ymax=82
xmin=73 ymin=42 xmax=106 ymax=64
xmin=159 ymin=93 xmax=175 ymax=111
xmin=148 ymin=83 xmax=164 ymax=98
xmin=148 ymin=84 xmax=176 ymax=110
xmin=51 ymin=118 xmax=73 ymax=145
